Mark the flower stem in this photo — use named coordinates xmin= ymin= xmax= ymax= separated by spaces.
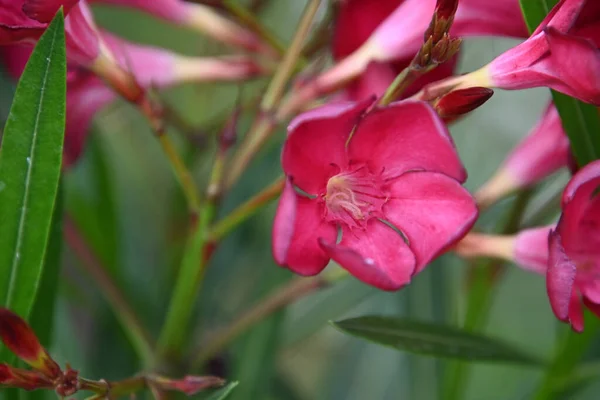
xmin=97 ymin=61 xmax=202 ymax=213
xmin=192 ymin=267 xmax=348 ymax=367
xmin=156 ymin=146 xmax=227 ymax=360
xmin=379 ymin=66 xmax=425 ymax=106
xmin=63 ymin=217 xmax=154 ymax=367
xmin=209 ymin=175 xmax=284 ymax=243
xmin=444 ymin=189 xmax=533 ymax=400
xmin=226 ymin=0 xmax=322 ymax=189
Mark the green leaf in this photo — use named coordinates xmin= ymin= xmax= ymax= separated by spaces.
xmin=205 ymin=381 xmax=239 ymax=400
xmin=333 ymin=316 xmax=543 ymax=365
xmin=29 ymin=183 xmax=63 ymax=345
xmin=0 ymin=7 xmax=66 ymax=339
xmin=519 ymin=0 xmax=600 ymax=166
xmin=26 ymin=185 xmax=63 ymax=400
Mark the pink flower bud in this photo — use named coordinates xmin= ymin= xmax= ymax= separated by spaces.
xmin=273 ymin=99 xmax=477 ymax=290
xmin=476 ymin=103 xmax=571 ymax=208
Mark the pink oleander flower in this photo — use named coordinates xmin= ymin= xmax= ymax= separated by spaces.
xmin=272 ymin=99 xmax=478 ymax=290
xmin=459 ymin=0 xmax=600 ymax=105
xmin=89 ymin=0 xmax=269 ymax=54
xmin=319 ymin=0 xmax=528 ymax=101
xmin=1 ymin=32 xmax=260 ymax=165
xmin=475 ymin=103 xmax=571 ymax=207
xmin=457 ymin=160 xmax=600 ymax=331
xmin=547 ymin=160 xmax=600 ymax=331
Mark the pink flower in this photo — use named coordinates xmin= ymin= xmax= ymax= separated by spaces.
xmin=320 ymin=0 xmax=528 ymax=101
xmin=457 ymin=160 xmax=600 ymax=331
xmin=89 ymin=0 xmax=269 ymax=54
xmin=272 ymin=99 xmax=478 ymax=290
xmin=547 ymin=160 xmax=600 ymax=331
xmin=2 ymin=32 xmax=261 ymax=165
xmin=0 ymin=0 xmax=106 ymax=66
xmin=475 ymin=103 xmax=571 ymax=207
xmin=462 ymin=0 xmax=600 ymax=104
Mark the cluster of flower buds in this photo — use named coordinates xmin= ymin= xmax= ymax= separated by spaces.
xmin=0 ymin=0 xmax=269 ymax=165
xmin=0 ymin=308 xmax=225 ymax=395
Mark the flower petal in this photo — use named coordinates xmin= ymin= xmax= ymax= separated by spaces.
xmin=514 ymin=226 xmax=553 ymax=275
xmin=558 ymin=160 xmax=600 ymax=255
xmin=22 ymin=0 xmax=79 ymax=22
xmin=331 ymin=0 xmax=402 ymax=61
xmin=547 ymin=230 xmax=577 ymax=322
xmin=282 ymin=99 xmax=373 ymax=194
xmin=319 ymin=220 xmax=416 ymax=290
xmin=502 ymin=103 xmax=570 ymax=186
xmin=384 ymin=171 xmax=477 ymax=272
xmin=347 ymin=100 xmax=466 ymax=182
xmin=272 ymin=180 xmax=336 ymax=276
xmin=540 ymin=27 xmax=600 ymax=104
xmin=568 ymin=290 xmax=585 ymax=332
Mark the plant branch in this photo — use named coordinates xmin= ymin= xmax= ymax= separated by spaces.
xmin=209 ymin=175 xmax=284 ymax=243
xmin=225 ymin=0 xmax=322 ymax=189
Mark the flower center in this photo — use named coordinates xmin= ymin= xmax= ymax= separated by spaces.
xmin=322 ymin=165 xmax=388 ymax=229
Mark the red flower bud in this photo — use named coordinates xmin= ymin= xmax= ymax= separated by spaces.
xmin=151 ymin=375 xmax=226 ymax=395
xmin=0 ymin=363 xmax=54 ymax=391
xmin=435 ymin=0 xmax=459 ymax=20
xmin=0 ymin=308 xmax=61 ymax=379
xmin=434 ymin=87 xmax=493 ymax=118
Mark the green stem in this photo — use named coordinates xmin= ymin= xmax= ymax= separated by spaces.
xmin=444 ymin=189 xmax=533 ymax=400
xmin=226 ymin=0 xmax=322 ymax=188
xmin=156 ymin=147 xmax=227 ymax=360
xmin=209 ymin=175 xmax=284 ymax=243
xmin=64 ymin=217 xmax=154 ymax=367
xmin=192 ymin=268 xmax=347 ymax=367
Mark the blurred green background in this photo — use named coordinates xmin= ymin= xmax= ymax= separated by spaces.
xmin=1 ymin=0 xmax=597 ymax=399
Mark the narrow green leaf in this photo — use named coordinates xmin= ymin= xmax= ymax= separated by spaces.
xmin=0 ymin=7 xmax=66 ymax=336
xmin=205 ymin=381 xmax=239 ymax=400
xmin=519 ymin=0 xmax=600 ymax=166
xmin=29 ymin=184 xmax=63 ymax=346
xmin=333 ymin=316 xmax=543 ymax=365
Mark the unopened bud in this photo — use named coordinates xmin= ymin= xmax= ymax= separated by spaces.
xmin=424 ymin=0 xmax=459 ymax=42
xmin=0 ymin=364 xmax=53 ymax=391
xmin=0 ymin=308 xmax=61 ymax=379
xmin=150 ymin=375 xmax=225 ymax=395
xmin=433 ymin=87 xmax=494 ymax=119
xmin=435 ymin=0 xmax=459 ymax=21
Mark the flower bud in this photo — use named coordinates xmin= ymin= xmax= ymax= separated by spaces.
xmin=150 ymin=375 xmax=225 ymax=395
xmin=0 ymin=308 xmax=61 ymax=379
xmin=433 ymin=87 xmax=494 ymax=119
xmin=0 ymin=364 xmax=54 ymax=391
